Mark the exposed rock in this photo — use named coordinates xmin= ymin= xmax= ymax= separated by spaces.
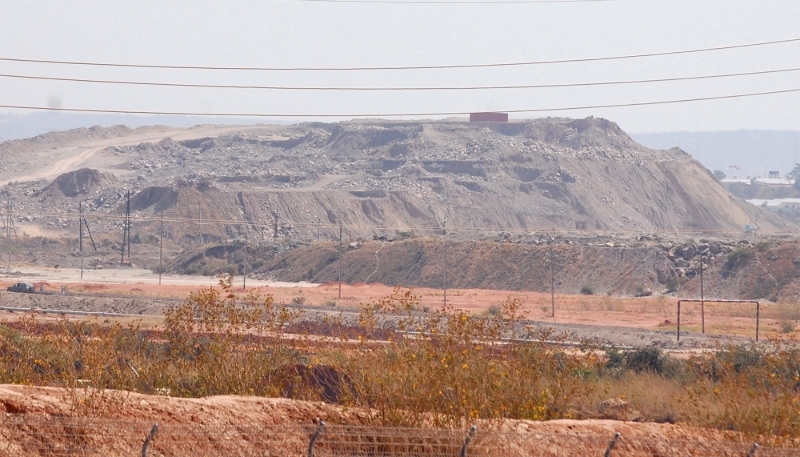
xmin=34 ymin=168 xmax=118 ymax=199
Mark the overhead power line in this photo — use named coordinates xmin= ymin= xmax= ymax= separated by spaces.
xmin=1 ymin=37 xmax=798 ymax=72
xmin=6 ymin=209 xmax=798 ymax=237
xmin=2 ymin=67 xmax=799 ymax=91
xmin=297 ymin=0 xmax=621 ymax=3
xmin=2 ymin=87 xmax=799 ymax=117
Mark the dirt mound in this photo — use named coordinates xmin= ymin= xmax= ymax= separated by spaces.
xmin=34 ymin=168 xmax=118 ymax=199
xmin=0 ymin=117 xmax=795 ymax=283
xmin=234 ymin=237 xmax=800 ymax=302
xmin=249 ymin=239 xmax=673 ymax=295
xmin=0 ymin=384 xmax=784 ymax=457
xmin=0 ymin=125 xmax=132 ymax=154
xmin=15 ymin=117 xmax=791 ymax=239
xmin=125 ymin=186 xmax=179 ymax=213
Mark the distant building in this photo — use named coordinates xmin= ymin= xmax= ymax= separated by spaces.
xmin=746 ymin=198 xmax=800 ymax=213
xmin=721 ymin=176 xmax=791 ymax=187
xmin=769 ymin=170 xmax=780 ymax=179
xmin=469 ymin=112 xmax=508 ymax=123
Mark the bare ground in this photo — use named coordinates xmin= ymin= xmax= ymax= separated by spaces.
xmin=0 ymin=385 xmax=792 ymax=456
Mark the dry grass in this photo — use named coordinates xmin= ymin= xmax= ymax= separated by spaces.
xmin=0 ymin=278 xmax=798 ymax=442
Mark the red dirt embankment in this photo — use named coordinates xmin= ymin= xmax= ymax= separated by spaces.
xmin=0 ymin=385 xmax=793 ymax=456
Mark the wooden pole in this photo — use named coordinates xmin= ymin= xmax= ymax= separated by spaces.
xmin=550 ymin=244 xmax=555 ymax=317
xmin=443 ymin=220 xmax=447 ymax=307
xmin=243 ymin=227 xmax=248 ymax=290
xmin=338 ymin=224 xmax=343 ymax=299
xmin=5 ymin=201 xmax=9 ymax=273
xmin=158 ymin=212 xmax=163 ymax=286
xmin=79 ymin=201 xmax=83 ymax=280
xmin=700 ymin=260 xmax=705 ymax=333
xmin=126 ymin=190 xmax=131 ymax=262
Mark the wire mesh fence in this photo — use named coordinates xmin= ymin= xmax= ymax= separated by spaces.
xmin=0 ymin=415 xmax=798 ymax=457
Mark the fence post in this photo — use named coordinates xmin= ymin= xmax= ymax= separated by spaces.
xmin=604 ymin=432 xmax=620 ymax=457
xmin=141 ymin=423 xmax=158 ymax=457
xmin=308 ymin=421 xmax=325 ymax=457
xmin=460 ymin=425 xmax=477 ymax=457
xmin=677 ymin=301 xmax=681 ymax=343
xmin=747 ymin=443 xmax=759 ymax=456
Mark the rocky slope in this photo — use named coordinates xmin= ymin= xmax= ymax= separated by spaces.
xmin=0 ymin=118 xmax=791 ymax=249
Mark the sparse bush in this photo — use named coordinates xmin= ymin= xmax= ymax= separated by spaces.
xmin=755 ymin=241 xmax=770 ymax=252
xmin=604 ymin=348 xmax=624 ymax=371
xmin=324 ymin=299 xmax=337 ymax=307
xmin=724 ymin=246 xmax=755 ymax=272
xmin=580 ymin=285 xmax=594 ymax=295
xmin=291 ymin=295 xmax=306 ymax=305
xmin=2 ymin=281 xmax=800 ymax=438
xmin=624 ymin=346 xmax=665 ymax=374
xmin=666 ymin=275 xmax=679 ymax=292
xmin=487 ymin=305 xmax=501 ymax=316
xmin=780 ymin=320 xmax=795 ymax=333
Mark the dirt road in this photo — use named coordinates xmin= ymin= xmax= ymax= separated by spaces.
xmin=1 ymin=124 xmax=269 ymax=186
xmin=0 ymin=266 xmax=316 ymax=288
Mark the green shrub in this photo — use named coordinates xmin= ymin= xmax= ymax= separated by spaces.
xmin=580 ymin=285 xmax=594 ymax=295
xmin=666 ymin=275 xmax=679 ymax=292
xmin=780 ymin=320 xmax=795 ymax=333
xmin=605 ymin=348 xmax=624 ymax=370
xmin=724 ymin=246 xmax=755 ymax=272
xmin=624 ymin=346 xmax=665 ymax=374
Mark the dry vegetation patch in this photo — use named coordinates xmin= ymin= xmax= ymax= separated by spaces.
xmin=0 ymin=278 xmax=798 ymax=447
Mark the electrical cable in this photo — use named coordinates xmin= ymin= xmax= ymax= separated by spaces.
xmin=1 ymin=37 xmax=798 ymax=72
xmin=6 ymin=209 xmax=794 ymax=236
xmin=2 ymin=86 xmax=799 ymax=117
xmin=297 ymin=0 xmax=622 ymax=3
xmin=2 ymin=66 xmax=799 ymax=91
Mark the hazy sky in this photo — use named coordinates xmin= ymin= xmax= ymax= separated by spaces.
xmin=1 ymin=0 xmax=799 ymax=132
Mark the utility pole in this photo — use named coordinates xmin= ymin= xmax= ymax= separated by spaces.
xmin=198 ymin=204 xmax=203 ymax=244
xmin=338 ymin=223 xmax=343 ymax=299
xmin=83 ymin=216 xmax=96 ymax=252
xmin=121 ymin=190 xmax=130 ymax=264
xmin=316 ymin=217 xmax=320 ymax=243
xmin=6 ymin=200 xmax=10 ymax=274
xmin=550 ymin=243 xmax=555 ymax=317
xmin=700 ymin=260 xmax=705 ymax=333
xmin=120 ymin=207 xmax=126 ymax=264
xmin=443 ymin=219 xmax=447 ymax=308
xmin=79 ymin=201 xmax=84 ymax=280
xmin=126 ymin=190 xmax=131 ymax=262
xmin=273 ymin=211 xmax=279 ymax=238
xmin=243 ymin=226 xmax=248 ymax=290
xmin=158 ymin=212 xmax=163 ymax=286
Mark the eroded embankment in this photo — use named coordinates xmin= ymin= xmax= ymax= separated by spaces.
xmin=0 ymin=385 xmax=783 ymax=457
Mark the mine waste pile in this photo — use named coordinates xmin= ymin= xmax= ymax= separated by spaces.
xmin=0 ymin=117 xmax=793 ymax=294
